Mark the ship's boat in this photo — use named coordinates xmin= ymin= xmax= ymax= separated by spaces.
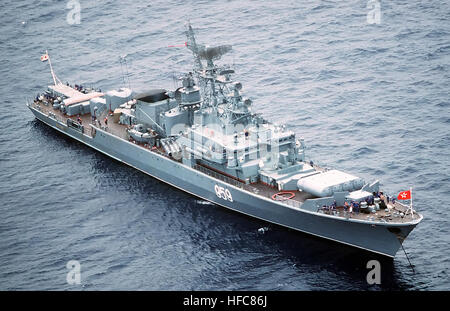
xmin=127 ymin=124 xmax=156 ymax=144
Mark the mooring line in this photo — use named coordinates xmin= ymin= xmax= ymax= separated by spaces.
xmin=401 ymin=243 xmax=415 ymax=273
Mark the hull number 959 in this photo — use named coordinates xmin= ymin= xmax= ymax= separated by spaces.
xmin=214 ymin=184 xmax=233 ymax=202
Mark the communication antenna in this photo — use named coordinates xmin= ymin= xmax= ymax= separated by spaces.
xmin=185 ymin=21 xmax=203 ymax=71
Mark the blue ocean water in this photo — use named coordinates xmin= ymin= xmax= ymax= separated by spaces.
xmin=0 ymin=0 xmax=449 ymax=290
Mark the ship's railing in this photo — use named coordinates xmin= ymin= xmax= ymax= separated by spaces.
xmin=192 ymin=164 xmax=304 ymax=208
xmin=191 ymin=164 xmax=270 ymax=197
xmin=280 ymin=198 xmax=303 ymax=209
xmin=316 ymin=207 xmax=347 ymax=217
xmin=242 ymin=183 xmax=261 ymax=194
xmin=44 ymin=107 xmax=74 ymax=129
xmin=46 ymin=110 xmax=65 ymax=123
xmin=193 ymin=164 xmax=244 ymax=188
xmin=151 ymin=146 xmax=174 ymax=160
xmin=83 ymin=125 xmax=93 ymax=136
xmin=34 ymin=101 xmax=97 ymax=138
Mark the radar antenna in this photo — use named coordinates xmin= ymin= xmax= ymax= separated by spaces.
xmin=185 ymin=22 xmax=232 ymax=69
xmin=185 ymin=22 xmax=233 ymax=109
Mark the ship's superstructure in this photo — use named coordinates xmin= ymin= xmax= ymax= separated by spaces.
xmin=27 ymin=23 xmax=423 ymax=257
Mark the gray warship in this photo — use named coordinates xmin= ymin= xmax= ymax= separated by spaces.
xmin=28 ymin=23 xmax=422 ymax=258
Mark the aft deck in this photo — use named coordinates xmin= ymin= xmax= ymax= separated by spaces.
xmin=31 ymin=97 xmax=129 ymax=139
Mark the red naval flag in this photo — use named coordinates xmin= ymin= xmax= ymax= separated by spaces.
xmin=40 ymin=53 xmax=49 ymax=62
xmin=397 ymin=190 xmax=411 ymax=200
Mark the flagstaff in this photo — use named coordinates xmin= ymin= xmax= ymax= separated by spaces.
xmin=397 ymin=188 xmax=414 ymax=218
xmin=41 ymin=50 xmax=61 ymax=86
xmin=46 ymin=50 xmax=56 ymax=85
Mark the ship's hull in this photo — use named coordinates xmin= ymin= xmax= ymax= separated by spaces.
xmin=29 ymin=105 xmax=421 ymax=258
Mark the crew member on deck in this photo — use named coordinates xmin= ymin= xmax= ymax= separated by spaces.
xmin=354 ymin=202 xmax=360 ymax=213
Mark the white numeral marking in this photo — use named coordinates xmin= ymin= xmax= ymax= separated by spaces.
xmin=214 ymin=184 xmax=233 ymax=202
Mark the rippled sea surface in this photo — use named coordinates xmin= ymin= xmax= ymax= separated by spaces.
xmin=0 ymin=0 xmax=449 ymax=290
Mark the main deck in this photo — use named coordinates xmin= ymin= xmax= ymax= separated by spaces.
xmin=31 ymin=96 xmax=417 ymax=225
